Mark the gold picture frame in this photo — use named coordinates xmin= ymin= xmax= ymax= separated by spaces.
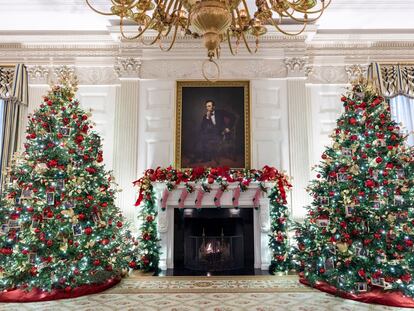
xmin=176 ymin=80 xmax=250 ymax=169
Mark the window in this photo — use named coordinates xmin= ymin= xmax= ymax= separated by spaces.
xmin=0 ymin=99 xmax=4 ymax=165
xmin=390 ymin=95 xmax=414 ymax=146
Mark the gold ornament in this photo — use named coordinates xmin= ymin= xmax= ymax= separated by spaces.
xmin=336 ymin=242 xmax=349 ymax=253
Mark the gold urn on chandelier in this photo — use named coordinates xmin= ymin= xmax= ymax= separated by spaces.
xmin=190 ymin=1 xmax=232 ymax=59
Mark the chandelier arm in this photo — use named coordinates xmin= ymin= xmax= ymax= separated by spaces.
xmin=241 ymin=0 xmax=252 ymax=19
xmin=275 ymin=8 xmax=310 ymax=23
xmin=278 ymin=5 xmax=325 ymax=24
xmin=226 ymin=30 xmax=238 ymax=56
xmin=262 ymin=0 xmax=308 ymax=23
xmin=269 ymin=17 xmax=307 ymax=36
xmin=165 ymin=0 xmax=177 ymax=18
xmin=119 ymin=13 xmax=156 ymax=40
xmin=284 ymin=0 xmax=331 ymax=14
xmin=85 ymin=0 xmax=117 ymax=15
xmin=241 ymin=31 xmax=255 ymax=54
xmin=159 ymin=25 xmax=179 ymax=51
xmin=140 ymin=29 xmax=162 ymax=46
xmin=110 ymin=0 xmax=139 ymax=10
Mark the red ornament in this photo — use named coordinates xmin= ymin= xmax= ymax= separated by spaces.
xmin=146 ymin=215 xmax=154 ymax=222
xmin=358 ymin=268 xmax=366 ymax=278
xmin=84 ymin=227 xmax=93 ymax=235
xmin=93 ymin=259 xmax=100 ymax=266
xmin=365 ymin=180 xmax=375 ymax=188
xmin=78 ymin=213 xmax=85 ymax=221
xmin=116 ymin=221 xmax=123 ymax=228
xmin=30 ymin=267 xmax=38 ymax=276
xmin=128 ymin=261 xmax=137 ymax=268
xmin=349 ymin=117 xmax=357 ymax=125
xmin=46 ymin=240 xmax=53 ymax=247
xmin=375 ymin=157 xmax=383 ymax=164
xmin=75 ymin=135 xmax=84 ymax=144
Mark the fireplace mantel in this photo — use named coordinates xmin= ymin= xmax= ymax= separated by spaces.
xmin=153 ymin=182 xmax=273 ymax=271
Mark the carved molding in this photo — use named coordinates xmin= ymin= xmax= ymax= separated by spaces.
xmin=140 ymin=59 xmax=287 ymax=79
xmin=284 ymin=57 xmax=308 ymax=78
xmin=115 ymin=57 xmax=141 ymax=79
xmin=53 ymin=65 xmax=76 ymax=84
xmin=27 ymin=66 xmax=120 ymax=85
xmin=27 ymin=65 xmax=50 ymax=84
xmin=345 ymin=64 xmax=369 ymax=82
xmin=76 ymin=67 xmax=119 ymax=85
xmin=307 ymin=65 xmax=349 ymax=84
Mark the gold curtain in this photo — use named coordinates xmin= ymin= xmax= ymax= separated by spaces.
xmin=0 ymin=64 xmax=28 ymax=189
xmin=368 ymin=62 xmax=414 ymax=99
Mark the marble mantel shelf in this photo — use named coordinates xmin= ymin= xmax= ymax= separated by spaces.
xmin=152 ymin=182 xmax=273 ymax=270
xmin=153 ymin=181 xmax=275 ymax=208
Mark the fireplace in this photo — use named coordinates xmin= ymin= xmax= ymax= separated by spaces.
xmin=154 ymin=182 xmax=272 ymax=272
xmin=174 ymin=208 xmax=254 ymax=273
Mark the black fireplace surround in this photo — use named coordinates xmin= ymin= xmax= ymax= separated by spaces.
xmin=173 ymin=208 xmax=254 ymax=275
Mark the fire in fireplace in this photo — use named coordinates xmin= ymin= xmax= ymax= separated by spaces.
xmin=185 ymin=228 xmax=244 ymax=271
xmin=174 ymin=208 xmax=253 ymax=274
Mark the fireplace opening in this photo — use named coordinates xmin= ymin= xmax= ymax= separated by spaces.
xmin=174 ymin=208 xmax=254 ymax=275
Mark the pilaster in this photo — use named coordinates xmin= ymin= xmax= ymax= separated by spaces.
xmin=285 ymin=57 xmax=312 ymax=221
xmin=112 ymin=57 xmax=141 ymax=229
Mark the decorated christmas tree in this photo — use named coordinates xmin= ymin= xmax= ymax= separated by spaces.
xmin=0 ymin=75 xmax=132 ymax=300
xmin=295 ymin=79 xmax=414 ymax=303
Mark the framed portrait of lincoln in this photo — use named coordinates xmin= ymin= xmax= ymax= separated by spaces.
xmin=176 ymin=80 xmax=250 ymax=169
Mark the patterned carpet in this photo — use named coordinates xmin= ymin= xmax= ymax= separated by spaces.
xmin=0 ymin=274 xmax=407 ymax=311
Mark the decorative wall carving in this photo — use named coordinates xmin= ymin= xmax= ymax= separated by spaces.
xmin=345 ymin=64 xmax=369 ymax=82
xmin=76 ymin=67 xmax=119 ymax=85
xmin=115 ymin=57 xmax=141 ymax=78
xmin=284 ymin=57 xmax=308 ymax=77
xmin=27 ymin=66 xmax=50 ymax=84
xmin=308 ymin=66 xmax=349 ymax=84
xmin=140 ymin=59 xmax=287 ymax=79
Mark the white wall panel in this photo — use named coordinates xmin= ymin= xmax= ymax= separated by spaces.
xmin=77 ymin=85 xmax=117 ymax=170
xmin=138 ymin=80 xmax=175 ymax=174
xmin=251 ymin=80 xmax=289 ymax=173
xmin=307 ymin=84 xmax=346 ymax=173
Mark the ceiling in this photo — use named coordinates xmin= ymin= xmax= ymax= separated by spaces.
xmin=1 ymin=0 xmax=414 ymax=35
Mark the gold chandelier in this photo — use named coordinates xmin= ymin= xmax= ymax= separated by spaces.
xmin=86 ymin=0 xmax=330 ymax=80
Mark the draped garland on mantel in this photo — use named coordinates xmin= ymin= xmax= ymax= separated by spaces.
xmin=368 ymin=62 xmax=414 ymax=99
xmin=133 ymin=166 xmax=292 ymax=273
xmin=0 ymin=64 xmax=29 ymax=189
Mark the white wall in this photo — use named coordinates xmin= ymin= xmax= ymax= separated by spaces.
xmin=77 ymin=85 xmax=117 ymax=170
xmin=307 ymin=84 xmax=346 ymax=175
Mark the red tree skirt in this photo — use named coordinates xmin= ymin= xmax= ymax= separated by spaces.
xmin=0 ymin=277 xmax=121 ymax=303
xmin=299 ymin=274 xmax=414 ymax=308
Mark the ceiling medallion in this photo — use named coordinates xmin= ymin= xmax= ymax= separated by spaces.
xmin=87 ymin=0 xmax=330 ymax=81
